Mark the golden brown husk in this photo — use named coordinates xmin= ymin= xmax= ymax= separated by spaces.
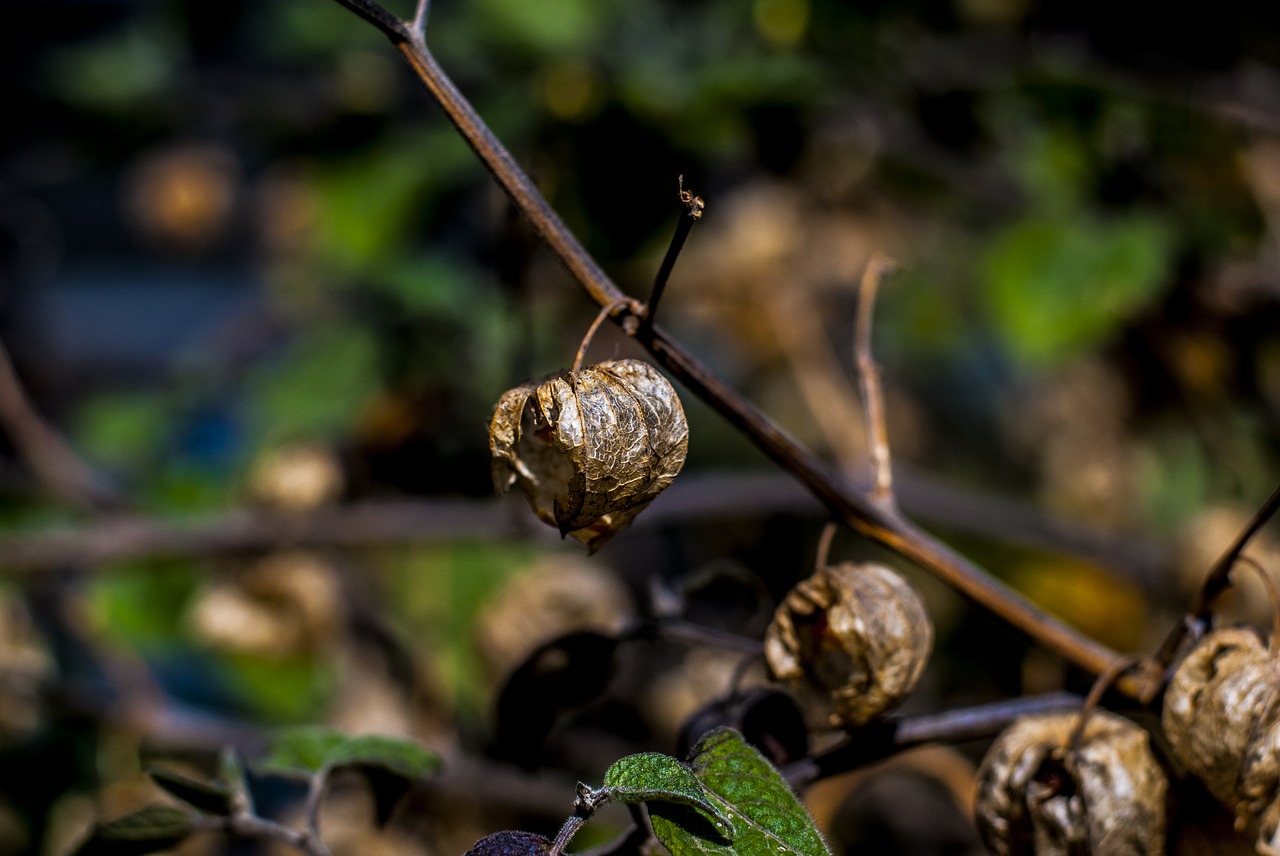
xmin=975 ymin=711 xmax=1167 ymax=856
xmin=763 ymin=561 xmax=932 ymax=727
xmin=489 ymin=359 xmax=688 ymax=552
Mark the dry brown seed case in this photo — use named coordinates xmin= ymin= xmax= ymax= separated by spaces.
xmin=489 ymin=359 xmax=689 ymax=552
xmin=1162 ymin=626 xmax=1280 ymax=853
xmin=763 ymin=561 xmax=932 ymax=727
xmin=975 ymin=711 xmax=1167 ymax=856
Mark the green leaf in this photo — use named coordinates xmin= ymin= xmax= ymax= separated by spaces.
xmin=602 ymin=753 xmax=735 ymax=836
xmin=257 ymin=726 xmax=349 ymax=778
xmin=145 ymin=767 xmax=233 ymax=816
xmin=257 ymin=726 xmax=441 ymax=781
xmin=72 ymin=806 xmax=194 ymax=856
xmin=323 ymin=734 xmax=443 ymax=780
xmin=648 ymin=728 xmax=830 ymax=856
xmin=982 ymin=213 xmax=1173 ymax=368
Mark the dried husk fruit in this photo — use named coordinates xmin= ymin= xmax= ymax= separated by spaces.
xmin=763 ymin=561 xmax=932 ymax=727
xmin=1162 ymin=626 xmax=1280 ymax=853
xmin=489 ymin=359 xmax=688 ymax=552
xmin=974 ymin=711 xmax=1167 ymax=856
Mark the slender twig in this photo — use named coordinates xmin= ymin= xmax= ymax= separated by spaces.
xmin=854 ymin=254 xmax=897 ymax=505
xmin=410 ymin=0 xmax=430 ymax=38
xmin=0 ymin=339 xmax=123 ymax=511
xmin=325 ymin=0 xmax=1138 ymax=698
xmin=784 ymin=692 xmax=1083 ymax=786
xmin=814 ymin=521 xmax=837 ymax=570
xmin=651 ymin=618 xmax=764 ymax=656
xmin=1153 ymin=482 xmax=1280 ymax=674
xmin=217 ymin=813 xmax=328 ymax=856
xmin=645 ymin=177 xmax=703 ymax=328
xmin=302 ymin=770 xmax=331 ymax=856
xmin=1066 ymin=656 xmax=1139 ymax=757
xmin=574 ymin=299 xmax=632 ymax=372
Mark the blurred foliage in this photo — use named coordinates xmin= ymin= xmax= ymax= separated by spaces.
xmin=3 ymin=0 xmax=1280 ymax=854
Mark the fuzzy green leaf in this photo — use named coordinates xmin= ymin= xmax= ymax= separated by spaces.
xmin=324 ymin=734 xmax=443 ymax=779
xmin=72 ymin=806 xmax=193 ymax=856
xmin=648 ymin=728 xmax=830 ymax=856
xmin=603 ymin=753 xmax=734 ymax=837
xmin=257 ymin=726 xmax=441 ymax=781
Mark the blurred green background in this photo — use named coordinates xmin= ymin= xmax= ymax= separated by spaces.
xmin=3 ymin=0 xmax=1280 ymax=854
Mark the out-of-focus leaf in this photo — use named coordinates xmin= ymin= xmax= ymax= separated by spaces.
xmin=250 ymin=326 xmax=382 ymax=441
xmin=491 ymin=631 xmax=620 ymax=768
xmin=72 ymin=807 xmax=193 ymax=856
xmin=323 ymin=733 xmax=442 ymax=779
xmin=603 ymin=753 xmax=734 ymax=835
xmin=648 ymin=728 xmax=830 ymax=856
xmin=473 ymin=0 xmax=605 ymax=55
xmin=257 ymin=726 xmax=440 ymax=782
xmin=258 ymin=725 xmax=347 ymax=778
xmin=983 ymin=213 xmax=1173 ymax=368
xmin=145 ymin=767 xmax=233 ymax=816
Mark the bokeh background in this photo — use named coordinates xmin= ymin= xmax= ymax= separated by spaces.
xmin=4 ymin=0 xmax=1280 ymax=854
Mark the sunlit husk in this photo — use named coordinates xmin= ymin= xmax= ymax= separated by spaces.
xmin=975 ymin=711 xmax=1167 ymax=856
xmin=1162 ymin=627 xmax=1280 ymax=853
xmin=489 ymin=359 xmax=688 ymax=552
xmin=764 ymin=561 xmax=932 ymax=727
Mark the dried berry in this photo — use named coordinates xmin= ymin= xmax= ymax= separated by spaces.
xmin=975 ymin=711 xmax=1167 ymax=856
xmin=1162 ymin=626 xmax=1280 ymax=852
xmin=489 ymin=359 xmax=688 ymax=552
xmin=764 ymin=561 xmax=932 ymax=727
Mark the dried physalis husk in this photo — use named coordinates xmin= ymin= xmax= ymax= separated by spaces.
xmin=763 ymin=562 xmax=932 ymax=727
xmin=489 ymin=359 xmax=688 ymax=552
xmin=975 ymin=711 xmax=1167 ymax=856
xmin=1162 ymin=626 xmax=1280 ymax=852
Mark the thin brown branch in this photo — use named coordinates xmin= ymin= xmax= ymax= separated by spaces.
xmin=1153 ymin=482 xmax=1280 ymax=675
xmin=326 ymin=0 xmax=1142 ymax=697
xmin=784 ymin=692 xmax=1084 ymax=786
xmin=0 ymin=339 xmax=122 ymax=511
xmin=854 ymin=254 xmax=896 ymax=505
xmin=644 ymin=178 xmax=704 ymax=328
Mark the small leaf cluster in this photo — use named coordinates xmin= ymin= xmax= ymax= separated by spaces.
xmin=72 ymin=728 xmax=441 ymax=856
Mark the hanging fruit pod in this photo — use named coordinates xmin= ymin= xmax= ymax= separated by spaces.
xmin=1162 ymin=626 xmax=1280 ymax=853
xmin=975 ymin=711 xmax=1167 ymax=856
xmin=764 ymin=561 xmax=932 ymax=727
xmin=489 ymin=359 xmax=688 ymax=553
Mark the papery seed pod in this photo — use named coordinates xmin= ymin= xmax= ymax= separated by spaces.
xmin=764 ymin=562 xmax=932 ymax=727
xmin=489 ymin=359 xmax=688 ymax=552
xmin=1162 ymin=626 xmax=1280 ymax=852
xmin=974 ymin=711 xmax=1167 ymax=856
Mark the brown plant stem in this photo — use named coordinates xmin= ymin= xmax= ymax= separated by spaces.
xmin=785 ymin=692 xmax=1084 ymax=786
xmin=326 ymin=0 xmax=1140 ymax=697
xmin=1153 ymin=482 xmax=1280 ymax=676
xmin=644 ymin=179 xmax=703 ymax=327
xmin=854 ymin=254 xmax=896 ymax=505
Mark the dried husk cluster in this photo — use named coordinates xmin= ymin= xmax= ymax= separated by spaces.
xmin=975 ymin=711 xmax=1167 ymax=856
xmin=763 ymin=561 xmax=932 ymax=727
xmin=489 ymin=359 xmax=688 ymax=552
xmin=1162 ymin=626 xmax=1280 ymax=853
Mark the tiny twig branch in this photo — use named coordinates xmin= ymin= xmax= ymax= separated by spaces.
xmin=1153 ymin=482 xmax=1280 ymax=677
xmin=645 ymin=177 xmax=704 ymax=328
xmin=0 ymin=339 xmax=123 ymax=511
xmin=854 ymin=254 xmax=896 ymax=505
xmin=325 ymin=0 xmax=1139 ymax=698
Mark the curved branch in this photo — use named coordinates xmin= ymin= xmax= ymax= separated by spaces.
xmin=324 ymin=0 xmax=1140 ymax=698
